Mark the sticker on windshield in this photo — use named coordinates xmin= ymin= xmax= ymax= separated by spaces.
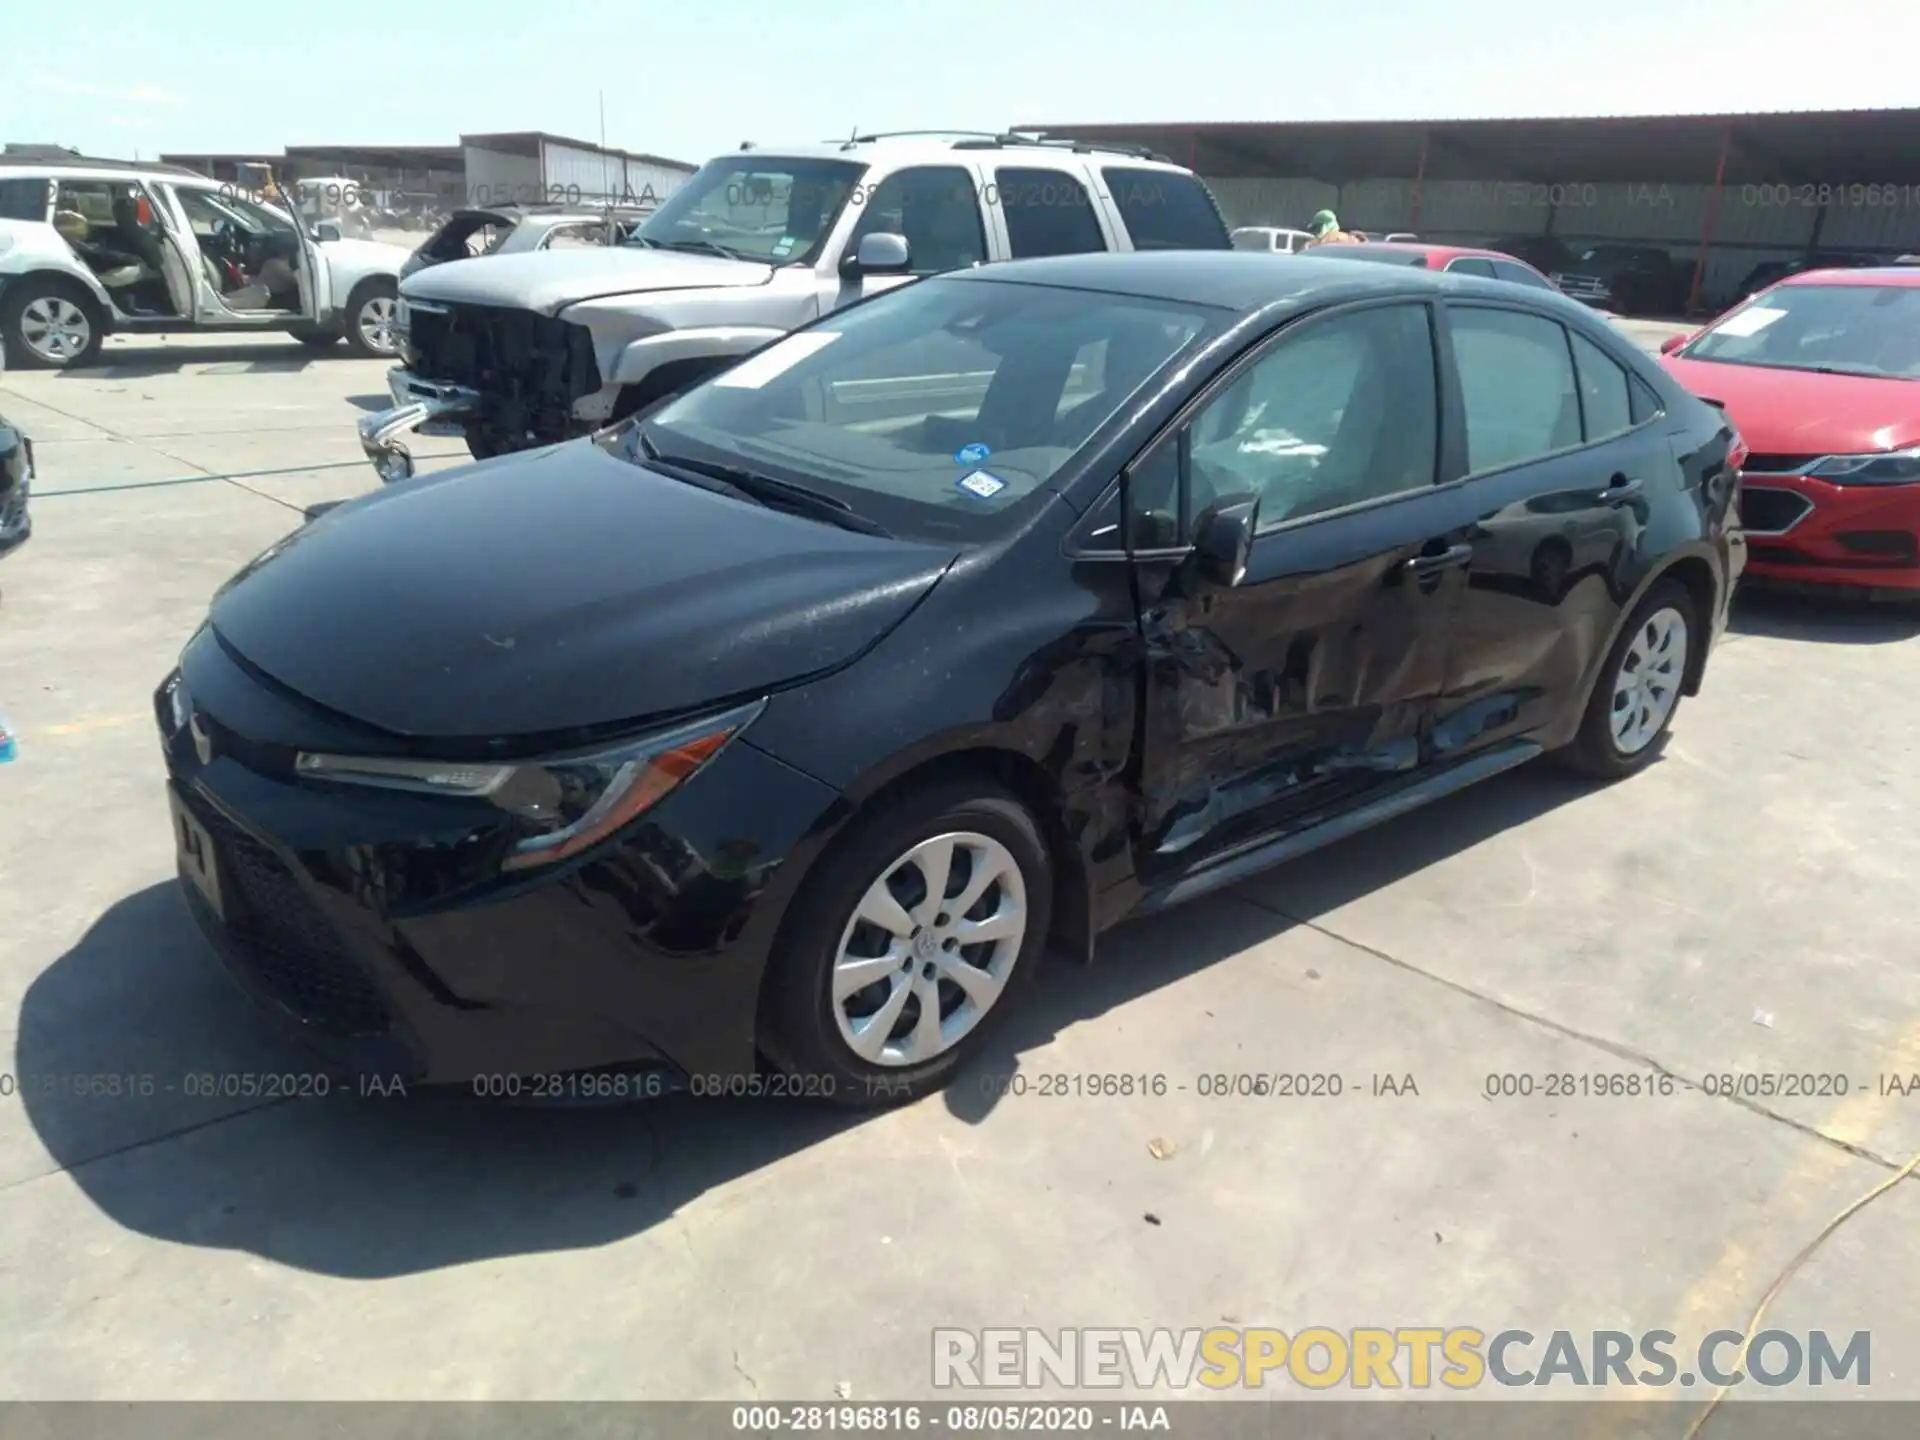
xmin=713 ymin=331 xmax=841 ymax=388
xmin=956 ymin=470 xmax=1007 ymax=499
xmin=953 ymin=442 xmax=991 ymax=465
xmin=770 ymin=236 xmax=796 ymax=258
xmin=1711 ymin=305 xmax=1787 ymax=338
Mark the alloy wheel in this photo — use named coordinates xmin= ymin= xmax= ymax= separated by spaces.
xmin=357 ymin=295 xmax=398 ymax=355
xmin=830 ymin=831 xmax=1029 ymax=1068
xmin=20 ymin=297 xmax=91 ymax=364
xmin=1610 ymin=606 xmax=1688 ymax=755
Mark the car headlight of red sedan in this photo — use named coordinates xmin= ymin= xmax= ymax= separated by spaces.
xmin=293 ymin=698 xmax=765 ymax=872
xmin=1809 ymin=447 xmax=1920 ymax=486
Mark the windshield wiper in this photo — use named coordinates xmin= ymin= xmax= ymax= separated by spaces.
xmin=659 ymin=237 xmax=743 ymax=261
xmin=637 ymin=435 xmax=891 ymax=537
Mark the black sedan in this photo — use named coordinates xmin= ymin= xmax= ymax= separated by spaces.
xmin=1 ymin=412 xmax=31 ymax=561
xmin=156 ymin=251 xmax=1744 ymax=1106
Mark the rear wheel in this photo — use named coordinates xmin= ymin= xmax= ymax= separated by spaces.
xmin=2 ymin=278 xmax=106 ymax=369
xmin=1557 ymin=578 xmax=1697 ymax=779
xmin=289 ymin=324 xmax=341 ymax=349
xmin=761 ymin=782 xmax=1053 ymax=1108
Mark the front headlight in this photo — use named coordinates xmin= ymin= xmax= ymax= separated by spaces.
xmin=294 ymin=698 xmax=765 ymax=873
xmin=1809 ymin=447 xmax=1920 ymax=486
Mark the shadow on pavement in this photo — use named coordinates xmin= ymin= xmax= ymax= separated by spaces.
xmin=1729 ymin=586 xmax=1920 ymax=645
xmin=53 ymin=344 xmax=372 ymax=380
xmin=15 ymin=764 xmax=1587 ymax=1279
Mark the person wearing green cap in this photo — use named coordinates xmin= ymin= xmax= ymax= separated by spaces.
xmin=1307 ymin=209 xmax=1359 ymax=245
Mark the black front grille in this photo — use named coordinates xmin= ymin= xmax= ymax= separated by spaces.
xmin=1742 ymin=454 xmax=1821 ymax=474
xmin=1739 ymin=486 xmax=1813 ymax=534
xmin=406 ymin=302 xmax=601 ymax=403
xmin=190 ymin=799 xmax=392 ymax=1037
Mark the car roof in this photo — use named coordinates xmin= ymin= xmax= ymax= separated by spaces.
xmin=942 ymin=249 xmax=1571 ymax=312
xmin=0 ymin=157 xmax=207 ymax=183
xmin=1776 ymin=266 xmax=1920 ymax=289
xmin=1316 ymin=241 xmax=1518 ymax=264
xmin=722 ymin=135 xmax=1196 ymax=174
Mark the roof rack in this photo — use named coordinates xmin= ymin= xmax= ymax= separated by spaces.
xmin=827 ymin=129 xmax=1013 ymax=151
xmin=954 ymin=132 xmax=1174 ymax=163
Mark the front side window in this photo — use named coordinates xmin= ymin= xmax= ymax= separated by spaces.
xmin=1100 ymin=167 xmax=1229 ymax=251
xmin=1450 ymin=306 xmax=1581 ymax=473
xmin=1136 ymin=303 xmax=1439 ymax=535
xmin=849 ymin=165 xmax=986 ymax=274
xmin=628 ymin=157 xmax=865 ymax=265
xmin=629 ymin=277 xmax=1217 ymax=540
xmin=1678 ymin=282 xmax=1920 ymax=380
xmin=995 ymin=167 xmax=1105 ymax=259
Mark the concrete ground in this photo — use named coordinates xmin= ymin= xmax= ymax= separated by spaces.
xmin=3 ymin=324 xmax=1920 ymax=1419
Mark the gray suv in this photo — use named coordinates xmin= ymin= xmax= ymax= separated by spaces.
xmin=361 ymin=132 xmax=1232 ymax=480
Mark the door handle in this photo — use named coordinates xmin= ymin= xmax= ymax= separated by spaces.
xmin=1404 ymin=543 xmax=1474 ymax=576
xmin=1597 ymin=474 xmax=1644 ymax=503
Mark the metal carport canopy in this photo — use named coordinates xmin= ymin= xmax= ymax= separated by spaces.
xmin=1018 ymin=110 xmax=1920 ymax=185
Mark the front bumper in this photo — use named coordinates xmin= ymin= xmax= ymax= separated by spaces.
xmin=356 ymin=368 xmax=480 ymax=484
xmin=1739 ymin=474 xmax=1920 ymax=593
xmin=155 ymin=641 xmax=843 ymax=1091
xmin=0 ymin=434 xmax=30 ymax=559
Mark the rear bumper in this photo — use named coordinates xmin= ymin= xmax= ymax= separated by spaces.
xmin=1740 ymin=475 xmax=1920 ymax=592
xmin=356 ymin=368 xmax=479 ymax=483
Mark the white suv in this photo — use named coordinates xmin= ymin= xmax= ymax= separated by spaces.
xmin=0 ymin=156 xmax=412 ymax=368
xmin=364 ymin=132 xmax=1232 ymax=479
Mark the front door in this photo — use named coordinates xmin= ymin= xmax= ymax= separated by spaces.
xmin=162 ymin=184 xmax=319 ymax=323
xmin=1130 ymin=299 xmax=1478 ymax=880
xmin=1431 ymin=304 xmax=1656 ymax=755
xmin=831 ymin=163 xmax=992 ymax=312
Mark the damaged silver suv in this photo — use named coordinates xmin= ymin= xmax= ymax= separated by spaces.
xmin=361 ymin=132 xmax=1232 ymax=480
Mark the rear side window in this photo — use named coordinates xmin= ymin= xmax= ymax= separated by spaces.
xmin=1568 ymin=330 xmax=1633 ymax=441
xmin=1629 ymin=374 xmax=1665 ymax=425
xmin=1100 ymin=167 xmax=1229 ymax=250
xmin=994 ymin=167 xmax=1105 ymax=258
xmin=1491 ymin=259 xmax=1554 ymax=290
xmin=0 ymin=176 xmax=52 ymax=221
xmin=1449 ymin=306 xmax=1582 ymax=473
xmin=1447 ymin=258 xmax=1499 ymax=279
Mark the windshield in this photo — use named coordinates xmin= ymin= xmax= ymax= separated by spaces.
xmin=627 ymin=157 xmax=866 ymax=264
xmin=619 ymin=276 xmax=1222 ymax=540
xmin=1682 ymin=282 xmax=1920 ymax=379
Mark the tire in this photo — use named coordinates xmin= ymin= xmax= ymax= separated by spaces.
xmin=343 ymin=278 xmax=399 ymax=358
xmin=761 ymin=781 xmax=1053 ymax=1109
xmin=1556 ymin=578 xmax=1698 ymax=779
xmin=1 ymin=276 xmax=106 ymax=369
xmin=289 ymin=325 xmax=341 ymax=349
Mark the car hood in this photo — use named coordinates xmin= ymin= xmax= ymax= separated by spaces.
xmin=206 ymin=442 xmax=957 ymax=740
xmin=1660 ymin=356 xmax=1920 ymax=455
xmin=318 ymin=237 xmax=412 ymax=268
xmin=397 ymin=247 xmax=775 ymax=316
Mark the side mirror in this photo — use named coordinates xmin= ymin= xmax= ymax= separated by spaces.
xmin=1659 ymin=332 xmax=1691 ymax=356
xmin=1192 ymin=494 xmax=1260 ymax=588
xmin=314 ymin=221 xmax=342 ymax=244
xmin=841 ymin=231 xmax=911 ymax=279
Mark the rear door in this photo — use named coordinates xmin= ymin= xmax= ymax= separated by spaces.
xmin=1129 ymin=298 xmax=1482 ymax=879
xmin=1434 ymin=303 xmax=1662 ymax=753
xmin=993 ymin=164 xmax=1114 ymax=257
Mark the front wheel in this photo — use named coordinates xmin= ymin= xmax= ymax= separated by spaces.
xmin=288 ymin=324 xmax=341 ymax=349
xmin=1556 ymin=578 xmax=1697 ymax=779
xmin=761 ymin=782 xmax=1053 ymax=1108
xmin=343 ymin=279 xmax=399 ymax=357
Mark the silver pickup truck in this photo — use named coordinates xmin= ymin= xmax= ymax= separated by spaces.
xmin=359 ymin=132 xmax=1233 ymax=481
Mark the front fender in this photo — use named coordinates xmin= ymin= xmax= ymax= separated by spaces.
xmin=609 ymin=326 xmax=788 ymax=388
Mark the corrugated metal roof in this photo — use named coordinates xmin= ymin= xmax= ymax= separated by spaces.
xmin=1021 ymin=107 xmax=1920 ymax=131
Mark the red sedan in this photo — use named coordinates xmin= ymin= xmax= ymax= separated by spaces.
xmin=1660 ymin=269 xmax=1920 ymax=593
xmin=1305 ymin=241 xmax=1561 ymax=291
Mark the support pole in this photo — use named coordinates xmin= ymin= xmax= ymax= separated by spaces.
xmin=1688 ymin=124 xmax=1733 ymax=317
xmin=1409 ymin=130 xmax=1430 ymax=235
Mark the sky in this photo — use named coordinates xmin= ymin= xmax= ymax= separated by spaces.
xmin=3 ymin=0 xmax=1914 ymax=167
